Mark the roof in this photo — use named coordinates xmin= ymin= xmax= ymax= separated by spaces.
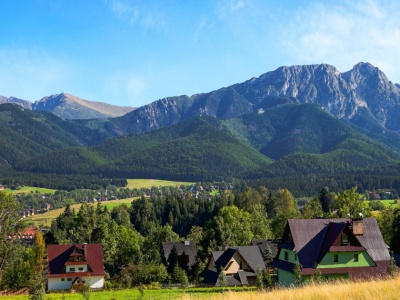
xmin=162 ymin=241 xmax=197 ymax=267
xmin=47 ymin=244 xmax=106 ymax=278
xmin=252 ymin=240 xmax=280 ymax=259
xmin=202 ymin=245 xmax=265 ymax=286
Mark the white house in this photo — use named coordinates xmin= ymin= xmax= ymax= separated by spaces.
xmin=47 ymin=243 xmax=106 ymax=290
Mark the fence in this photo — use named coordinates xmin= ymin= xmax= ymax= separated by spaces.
xmin=0 ymin=287 xmax=29 ymax=296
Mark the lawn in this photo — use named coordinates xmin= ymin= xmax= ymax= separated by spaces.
xmin=2 ymin=287 xmax=254 ymax=299
xmin=6 ymin=274 xmax=400 ymax=300
xmin=26 ymin=198 xmax=137 ymax=227
xmin=126 ymin=179 xmax=194 ymax=189
xmin=5 ymin=186 xmax=56 ymax=195
xmin=374 ymin=199 xmax=399 ymax=207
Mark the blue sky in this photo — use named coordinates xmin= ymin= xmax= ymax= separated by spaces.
xmin=0 ymin=0 xmax=399 ymax=107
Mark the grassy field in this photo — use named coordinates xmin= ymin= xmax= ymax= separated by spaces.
xmin=26 ymin=198 xmax=137 ymax=227
xmin=126 ymin=179 xmax=194 ymax=189
xmin=1 ymin=287 xmax=253 ymax=299
xmin=191 ymin=276 xmax=400 ymax=300
xmin=5 ymin=186 xmax=56 ymax=195
xmin=4 ymin=276 xmax=400 ymax=299
xmin=376 ymin=199 xmax=399 ymax=207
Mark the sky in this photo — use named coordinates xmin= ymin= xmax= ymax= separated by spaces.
xmin=0 ymin=0 xmax=400 ymax=107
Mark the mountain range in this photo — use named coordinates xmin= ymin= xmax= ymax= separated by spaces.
xmin=2 ymin=62 xmax=400 ymax=184
xmin=0 ymin=92 xmax=135 ymax=119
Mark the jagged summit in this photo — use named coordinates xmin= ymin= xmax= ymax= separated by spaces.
xmin=111 ymin=62 xmax=400 ymax=136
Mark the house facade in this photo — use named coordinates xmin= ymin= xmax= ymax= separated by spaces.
xmin=47 ymin=243 xmax=106 ymax=290
xmin=202 ymin=245 xmax=266 ymax=286
xmin=270 ymin=218 xmax=391 ymax=286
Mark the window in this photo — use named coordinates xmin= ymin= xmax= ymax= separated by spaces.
xmin=78 ymin=267 xmax=84 ymax=271
xmin=334 ymin=254 xmax=339 ymax=262
xmin=342 ymin=233 xmax=349 ymax=244
xmin=294 ymin=254 xmax=297 ymax=261
xmin=284 ymin=251 xmax=289 ymax=261
xmin=67 ymin=278 xmax=72 ymax=281
xmin=69 ymin=267 xmax=75 ymax=272
xmin=61 ymin=278 xmax=65 ymax=282
xmin=354 ymin=253 xmax=359 ymax=262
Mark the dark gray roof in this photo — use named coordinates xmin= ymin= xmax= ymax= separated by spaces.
xmin=162 ymin=241 xmax=197 ymax=267
xmin=252 ymin=239 xmax=280 ymax=258
xmin=355 ymin=218 xmax=390 ymax=262
xmin=233 ymin=246 xmax=266 ymax=272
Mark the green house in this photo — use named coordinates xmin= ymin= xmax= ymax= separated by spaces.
xmin=270 ymin=218 xmax=390 ymax=286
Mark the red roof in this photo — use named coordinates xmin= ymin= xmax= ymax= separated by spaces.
xmin=47 ymin=244 xmax=106 ymax=278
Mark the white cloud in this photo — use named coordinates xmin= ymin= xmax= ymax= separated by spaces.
xmin=103 ymin=73 xmax=148 ymax=106
xmin=126 ymin=75 xmax=148 ymax=103
xmin=105 ymin=0 xmax=166 ymax=30
xmin=0 ymin=48 xmax=71 ymax=100
xmin=231 ymin=1 xmax=245 ymax=11
xmin=277 ymin=0 xmax=400 ymax=82
xmin=217 ymin=0 xmax=246 ymax=19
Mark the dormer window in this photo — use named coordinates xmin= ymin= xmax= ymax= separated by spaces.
xmin=342 ymin=233 xmax=349 ymax=244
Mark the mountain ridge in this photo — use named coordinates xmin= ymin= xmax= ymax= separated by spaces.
xmin=0 ymin=92 xmax=135 ymax=120
xmin=84 ymin=62 xmax=400 ymax=138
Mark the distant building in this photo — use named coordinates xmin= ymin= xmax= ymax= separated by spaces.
xmin=270 ymin=218 xmax=391 ymax=286
xmin=201 ymin=245 xmax=266 ymax=286
xmin=47 ymin=244 xmax=106 ymax=290
xmin=10 ymin=227 xmax=38 ymax=246
xmin=162 ymin=240 xmax=197 ymax=270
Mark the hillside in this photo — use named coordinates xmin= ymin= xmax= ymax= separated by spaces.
xmin=0 ymin=104 xmax=109 ymax=167
xmin=16 ymin=117 xmax=272 ymax=181
xmin=14 ymin=104 xmax=400 ymax=182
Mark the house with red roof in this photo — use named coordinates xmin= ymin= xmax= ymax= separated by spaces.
xmin=47 ymin=243 xmax=106 ymax=290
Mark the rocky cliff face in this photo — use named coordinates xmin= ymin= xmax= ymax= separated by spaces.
xmin=118 ymin=62 xmax=400 ymax=134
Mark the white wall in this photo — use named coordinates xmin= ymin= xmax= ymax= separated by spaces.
xmin=47 ymin=276 xmax=104 ymax=290
xmin=48 ymin=278 xmax=74 ymax=290
xmin=89 ymin=276 xmax=104 ymax=288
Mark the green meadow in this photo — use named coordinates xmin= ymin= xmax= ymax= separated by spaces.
xmin=126 ymin=179 xmax=194 ymax=189
xmin=26 ymin=198 xmax=137 ymax=227
xmin=1 ymin=287 xmax=251 ymax=299
xmin=5 ymin=186 xmax=56 ymax=195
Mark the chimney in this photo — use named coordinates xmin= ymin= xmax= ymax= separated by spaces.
xmin=184 ymin=240 xmax=190 ymax=246
xmin=352 ymin=218 xmax=364 ymax=236
xmin=222 ymin=244 xmax=228 ymax=251
xmin=83 ymin=243 xmax=87 ymax=258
